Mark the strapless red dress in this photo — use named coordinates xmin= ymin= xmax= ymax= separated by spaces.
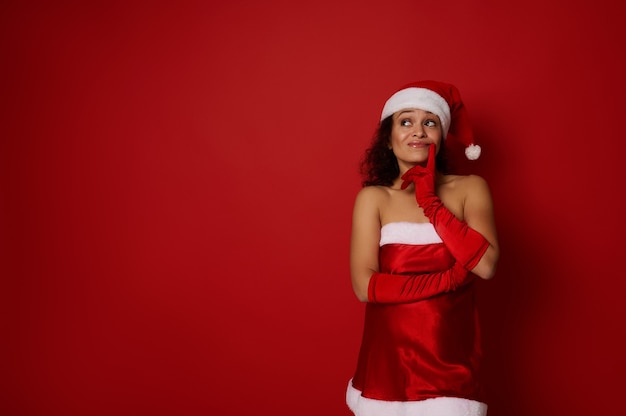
xmin=347 ymin=222 xmax=487 ymax=416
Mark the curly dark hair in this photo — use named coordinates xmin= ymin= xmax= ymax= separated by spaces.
xmin=359 ymin=116 xmax=449 ymax=187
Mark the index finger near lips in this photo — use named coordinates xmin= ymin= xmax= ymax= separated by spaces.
xmin=427 ymin=143 xmax=436 ymax=173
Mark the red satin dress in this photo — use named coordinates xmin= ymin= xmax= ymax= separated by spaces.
xmin=346 ymin=222 xmax=487 ymax=416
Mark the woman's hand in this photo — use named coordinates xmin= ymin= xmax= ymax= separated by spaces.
xmin=400 ymin=144 xmax=437 ymax=199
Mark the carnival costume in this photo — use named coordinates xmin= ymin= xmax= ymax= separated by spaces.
xmin=347 ymin=81 xmax=491 ymax=416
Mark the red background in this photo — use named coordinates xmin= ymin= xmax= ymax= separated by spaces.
xmin=2 ymin=1 xmax=625 ymax=415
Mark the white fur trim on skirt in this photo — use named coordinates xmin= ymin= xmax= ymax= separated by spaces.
xmin=346 ymin=379 xmax=487 ymax=416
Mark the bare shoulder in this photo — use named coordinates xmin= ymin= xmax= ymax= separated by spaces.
xmin=354 ymin=185 xmax=391 ymax=205
xmin=441 ymin=173 xmax=490 ymax=192
xmin=352 ymin=185 xmax=391 ymax=221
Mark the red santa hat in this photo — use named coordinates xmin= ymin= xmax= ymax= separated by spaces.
xmin=380 ymin=80 xmax=481 ymax=160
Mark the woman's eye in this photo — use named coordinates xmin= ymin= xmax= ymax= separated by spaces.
xmin=400 ymin=119 xmax=412 ymax=127
xmin=424 ymin=120 xmax=437 ymax=127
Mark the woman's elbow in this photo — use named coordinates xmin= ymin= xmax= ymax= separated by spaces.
xmin=473 ymin=249 xmax=499 ymax=280
xmin=351 ymin=269 xmax=376 ymax=302
xmin=353 ymin=286 xmax=369 ymax=303
xmin=355 ymin=293 xmax=369 ymax=302
xmin=475 ymin=264 xmax=497 ymax=280
xmin=351 ymin=280 xmax=370 ymax=303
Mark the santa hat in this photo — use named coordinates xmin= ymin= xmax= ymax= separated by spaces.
xmin=380 ymin=80 xmax=481 ymax=160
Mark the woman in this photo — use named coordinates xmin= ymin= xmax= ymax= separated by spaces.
xmin=346 ymin=80 xmax=499 ymax=416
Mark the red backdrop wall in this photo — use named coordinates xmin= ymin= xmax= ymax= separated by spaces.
xmin=2 ymin=1 xmax=625 ymax=415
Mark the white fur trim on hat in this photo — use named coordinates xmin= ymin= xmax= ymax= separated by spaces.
xmin=465 ymin=144 xmax=481 ymax=160
xmin=380 ymin=88 xmax=452 ymax=137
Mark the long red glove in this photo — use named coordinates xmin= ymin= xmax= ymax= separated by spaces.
xmin=368 ymin=262 xmax=474 ymax=304
xmin=401 ymin=145 xmax=489 ymax=270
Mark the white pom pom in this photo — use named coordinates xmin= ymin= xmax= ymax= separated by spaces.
xmin=465 ymin=144 xmax=481 ymax=160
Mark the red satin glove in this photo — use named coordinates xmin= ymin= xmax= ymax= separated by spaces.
xmin=368 ymin=262 xmax=474 ymax=304
xmin=400 ymin=145 xmax=439 ymax=208
xmin=401 ymin=145 xmax=489 ymax=270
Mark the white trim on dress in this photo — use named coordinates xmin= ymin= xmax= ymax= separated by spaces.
xmin=380 ymin=222 xmax=443 ymax=246
xmin=346 ymin=380 xmax=487 ymax=416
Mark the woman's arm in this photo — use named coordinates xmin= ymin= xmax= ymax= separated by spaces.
xmin=462 ymin=175 xmax=499 ymax=280
xmin=349 ymin=186 xmax=477 ymax=303
xmin=350 ymin=187 xmax=382 ymax=302
xmin=400 ymin=145 xmax=499 ymax=280
xmin=368 ymin=262 xmax=474 ymax=304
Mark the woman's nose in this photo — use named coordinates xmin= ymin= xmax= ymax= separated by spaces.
xmin=412 ymin=125 xmax=425 ymax=138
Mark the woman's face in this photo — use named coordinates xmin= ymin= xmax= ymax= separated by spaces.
xmin=389 ymin=108 xmax=443 ymax=173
